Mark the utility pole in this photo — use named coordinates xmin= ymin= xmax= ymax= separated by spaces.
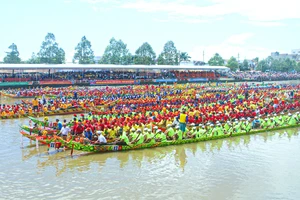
xmin=238 ymin=53 xmax=240 ymax=71
xmin=203 ymin=50 xmax=205 ymax=63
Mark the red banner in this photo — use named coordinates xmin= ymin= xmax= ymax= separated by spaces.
xmin=5 ymin=78 xmax=31 ymax=82
xmin=90 ymin=80 xmax=135 ymax=85
xmin=39 ymin=80 xmax=72 ymax=85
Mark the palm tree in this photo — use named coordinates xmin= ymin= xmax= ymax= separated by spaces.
xmin=179 ymin=52 xmax=191 ymax=62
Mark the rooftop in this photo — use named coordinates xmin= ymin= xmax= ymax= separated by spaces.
xmin=0 ymin=64 xmax=229 ymax=71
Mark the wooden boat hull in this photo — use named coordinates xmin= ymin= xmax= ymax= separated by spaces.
xmin=0 ymin=92 xmax=36 ymax=98
xmin=0 ymin=107 xmax=86 ymax=120
xmin=20 ymin=125 xmax=57 ymax=134
xmin=20 ymin=131 xmax=49 ymax=145
xmin=58 ymin=124 xmax=300 ymax=153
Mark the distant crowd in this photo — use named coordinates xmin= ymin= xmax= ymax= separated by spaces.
xmin=1 ymin=70 xmax=300 ymax=83
xmin=229 ymin=71 xmax=300 ymax=81
xmin=0 ymin=70 xmax=214 ymax=82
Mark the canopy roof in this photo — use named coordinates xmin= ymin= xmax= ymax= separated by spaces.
xmin=0 ymin=64 xmax=229 ymax=71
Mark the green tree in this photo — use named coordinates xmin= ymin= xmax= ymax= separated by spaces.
xmin=281 ymin=58 xmax=296 ymax=72
xmin=157 ymin=54 xmax=165 ymax=65
xmin=257 ymin=59 xmax=269 ymax=72
xmin=240 ymin=59 xmax=249 ymax=71
xmin=208 ymin=53 xmax=224 ymax=66
xmin=3 ymin=43 xmax=21 ymax=63
xmin=134 ymin=42 xmax=156 ymax=65
xmin=253 ymin=57 xmax=259 ymax=64
xmin=73 ymin=36 xmax=95 ymax=64
xmin=100 ymin=37 xmax=132 ymax=65
xmin=295 ymin=62 xmax=300 ymax=72
xmin=226 ymin=56 xmax=239 ymax=71
xmin=270 ymin=59 xmax=281 ymax=71
xmin=157 ymin=41 xmax=179 ymax=65
xmin=38 ymin=33 xmax=65 ymax=64
xmin=27 ymin=52 xmax=40 ymax=64
xmin=180 ymin=52 xmax=191 ymax=62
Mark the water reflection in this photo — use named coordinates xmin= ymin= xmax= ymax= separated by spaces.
xmin=21 ymin=127 xmax=300 ymax=176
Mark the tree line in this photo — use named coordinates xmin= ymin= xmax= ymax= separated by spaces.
xmin=3 ymin=33 xmax=300 ymax=72
xmin=2 ymin=33 xmax=191 ymax=65
xmin=209 ymin=53 xmax=300 ymax=72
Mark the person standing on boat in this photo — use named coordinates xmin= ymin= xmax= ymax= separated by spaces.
xmin=177 ymin=109 xmax=188 ymax=133
xmin=42 ymin=94 xmax=46 ymax=105
xmin=32 ymin=97 xmax=39 ymax=112
xmin=56 ymin=119 xmax=63 ymax=130
xmin=59 ymin=123 xmax=70 ymax=140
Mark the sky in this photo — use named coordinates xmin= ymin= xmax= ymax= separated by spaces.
xmin=1 ymin=0 xmax=300 ymax=63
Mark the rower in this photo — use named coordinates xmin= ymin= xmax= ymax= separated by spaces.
xmin=84 ymin=128 xmax=93 ymax=141
xmin=43 ymin=117 xmax=49 ymax=127
xmin=116 ymin=131 xmax=130 ymax=145
xmin=174 ymin=125 xmax=183 ymax=140
xmin=166 ymin=124 xmax=175 ymax=140
xmin=144 ymin=128 xmax=155 ymax=144
xmin=134 ymin=129 xmax=144 ymax=145
xmin=96 ymin=131 xmax=107 ymax=144
xmin=252 ymin=117 xmax=260 ymax=129
xmin=198 ymin=125 xmax=207 ymax=137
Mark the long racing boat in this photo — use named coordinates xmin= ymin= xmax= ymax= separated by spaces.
xmin=1 ymin=107 xmax=87 ymax=120
xmin=20 ymin=124 xmax=300 ymax=154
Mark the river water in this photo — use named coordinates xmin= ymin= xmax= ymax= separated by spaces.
xmin=1 ymin=91 xmax=300 ymax=200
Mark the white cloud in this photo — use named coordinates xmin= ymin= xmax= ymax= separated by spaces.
xmin=189 ymin=33 xmax=271 ymax=61
xmin=81 ymin=0 xmax=120 ymax=4
xmin=121 ymin=0 xmax=300 ymax=22
xmin=224 ymin=33 xmax=254 ymax=46
xmin=246 ymin=21 xmax=286 ymax=27
xmin=190 ymin=44 xmax=271 ymax=62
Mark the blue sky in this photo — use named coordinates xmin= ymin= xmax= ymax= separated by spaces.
xmin=1 ymin=0 xmax=300 ymax=62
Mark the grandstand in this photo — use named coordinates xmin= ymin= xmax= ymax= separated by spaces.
xmin=0 ymin=64 xmax=229 ymax=87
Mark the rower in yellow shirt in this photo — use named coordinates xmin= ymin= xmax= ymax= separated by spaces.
xmin=19 ymin=109 xmax=25 ymax=115
xmin=28 ymin=107 xmax=33 ymax=114
xmin=43 ymin=106 xmax=48 ymax=112
xmin=51 ymin=105 xmax=56 ymax=111
xmin=1 ymin=111 xmax=6 ymax=117
xmin=9 ymin=109 xmax=14 ymax=116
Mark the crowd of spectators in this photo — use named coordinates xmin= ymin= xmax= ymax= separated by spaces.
xmin=0 ymin=70 xmax=205 ymax=82
xmin=1 ymin=70 xmax=300 ymax=83
xmin=228 ymin=71 xmax=300 ymax=81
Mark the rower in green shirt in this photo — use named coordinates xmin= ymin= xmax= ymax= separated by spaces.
xmin=216 ymin=123 xmax=224 ymax=135
xmin=135 ymin=129 xmax=145 ymax=145
xmin=224 ymin=121 xmax=231 ymax=133
xmin=175 ymin=126 xmax=183 ymax=140
xmin=245 ymin=118 xmax=252 ymax=132
xmin=189 ymin=127 xmax=197 ymax=138
xmin=288 ymin=114 xmax=297 ymax=125
xmin=155 ymin=129 xmax=167 ymax=142
xmin=119 ymin=132 xmax=130 ymax=145
xmin=234 ymin=121 xmax=241 ymax=133
xmin=144 ymin=128 xmax=155 ymax=144
xmin=166 ymin=124 xmax=176 ymax=140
